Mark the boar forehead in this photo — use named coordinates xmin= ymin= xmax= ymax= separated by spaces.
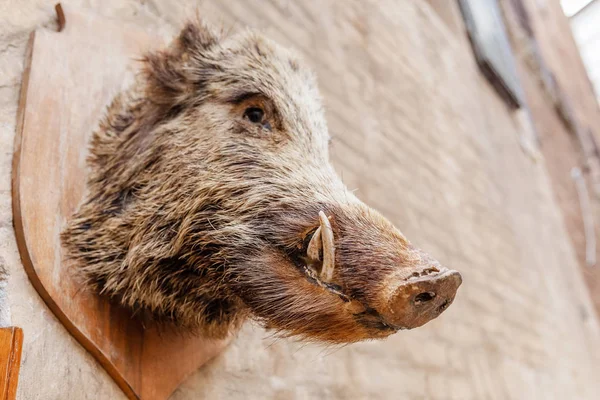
xmin=197 ymin=32 xmax=330 ymax=146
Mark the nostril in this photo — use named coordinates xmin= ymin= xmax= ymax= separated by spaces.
xmin=414 ymin=292 xmax=436 ymax=304
xmin=438 ymin=299 xmax=450 ymax=313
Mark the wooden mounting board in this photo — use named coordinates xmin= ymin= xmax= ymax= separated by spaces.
xmin=12 ymin=5 xmax=230 ymax=399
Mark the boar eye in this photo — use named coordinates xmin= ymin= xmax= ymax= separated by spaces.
xmin=244 ymin=107 xmax=264 ymax=124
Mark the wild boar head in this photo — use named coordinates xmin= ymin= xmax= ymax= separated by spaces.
xmin=62 ymin=22 xmax=461 ymax=344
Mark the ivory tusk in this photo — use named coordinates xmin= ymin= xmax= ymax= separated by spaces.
xmin=307 ymin=226 xmax=322 ymax=262
xmin=318 ymin=211 xmax=335 ymax=282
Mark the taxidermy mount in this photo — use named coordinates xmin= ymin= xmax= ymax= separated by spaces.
xmin=62 ymin=20 xmax=462 ymax=344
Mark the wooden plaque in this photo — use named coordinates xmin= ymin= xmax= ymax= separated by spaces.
xmin=12 ymin=5 xmax=230 ymax=399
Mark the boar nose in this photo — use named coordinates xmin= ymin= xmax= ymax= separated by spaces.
xmin=382 ymin=269 xmax=462 ymax=329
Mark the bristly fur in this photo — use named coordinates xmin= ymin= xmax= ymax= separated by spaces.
xmin=62 ymin=21 xmax=435 ymax=343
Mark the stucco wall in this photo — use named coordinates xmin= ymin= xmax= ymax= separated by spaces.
xmin=2 ymin=1 xmax=600 ymax=399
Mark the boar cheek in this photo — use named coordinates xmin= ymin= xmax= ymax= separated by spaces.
xmin=229 ymin=249 xmax=379 ymax=343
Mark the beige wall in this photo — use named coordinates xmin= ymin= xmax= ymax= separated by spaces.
xmin=1 ymin=1 xmax=600 ymax=399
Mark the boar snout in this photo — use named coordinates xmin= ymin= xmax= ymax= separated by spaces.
xmin=380 ymin=268 xmax=462 ymax=329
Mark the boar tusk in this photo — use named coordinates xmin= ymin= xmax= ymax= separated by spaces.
xmin=307 ymin=226 xmax=322 ymax=262
xmin=318 ymin=211 xmax=335 ymax=282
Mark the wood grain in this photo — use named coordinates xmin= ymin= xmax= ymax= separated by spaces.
xmin=0 ymin=328 xmax=23 ymax=400
xmin=12 ymin=5 xmax=230 ymax=399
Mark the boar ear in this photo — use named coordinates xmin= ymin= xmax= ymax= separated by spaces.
xmin=178 ymin=21 xmax=221 ymax=53
xmin=142 ymin=21 xmax=220 ymax=113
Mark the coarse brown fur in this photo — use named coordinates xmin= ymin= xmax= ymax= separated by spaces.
xmin=62 ymin=21 xmax=456 ymax=344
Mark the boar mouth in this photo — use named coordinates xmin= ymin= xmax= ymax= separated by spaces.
xmin=294 ymin=256 xmax=405 ymax=333
xmin=293 ymin=255 xmax=402 ymax=333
